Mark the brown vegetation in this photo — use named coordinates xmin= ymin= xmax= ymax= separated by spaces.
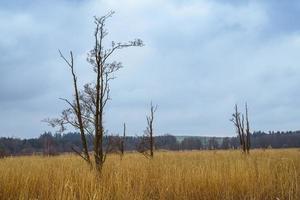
xmin=0 ymin=150 xmax=298 ymax=200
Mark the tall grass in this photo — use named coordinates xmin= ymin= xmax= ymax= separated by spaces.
xmin=0 ymin=149 xmax=299 ymax=200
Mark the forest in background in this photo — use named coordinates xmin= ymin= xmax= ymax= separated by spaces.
xmin=0 ymin=131 xmax=299 ymax=156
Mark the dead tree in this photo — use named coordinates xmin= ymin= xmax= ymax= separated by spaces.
xmin=137 ymin=103 xmax=157 ymax=158
xmin=45 ymin=11 xmax=143 ymax=171
xmin=0 ymin=146 xmax=5 ymax=159
xmin=58 ymin=50 xmax=91 ymax=163
xmin=120 ymin=123 xmax=126 ymax=156
xmin=230 ymin=103 xmax=251 ymax=153
xmin=245 ymin=104 xmax=251 ymax=153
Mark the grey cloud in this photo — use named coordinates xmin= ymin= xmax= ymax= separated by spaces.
xmin=1 ymin=0 xmax=300 ymax=138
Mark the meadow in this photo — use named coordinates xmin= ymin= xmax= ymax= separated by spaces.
xmin=0 ymin=149 xmax=299 ymax=200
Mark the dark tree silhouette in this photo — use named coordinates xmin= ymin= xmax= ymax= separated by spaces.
xmin=208 ymin=137 xmax=219 ymax=150
xmin=230 ymin=103 xmax=251 ymax=153
xmin=0 ymin=145 xmax=5 ymax=158
xmin=120 ymin=123 xmax=126 ymax=156
xmin=0 ymin=131 xmax=300 ymax=156
xmin=181 ymin=137 xmax=202 ymax=150
xmin=221 ymin=137 xmax=231 ymax=149
xmin=137 ymin=103 xmax=157 ymax=158
xmin=45 ymin=11 xmax=143 ymax=171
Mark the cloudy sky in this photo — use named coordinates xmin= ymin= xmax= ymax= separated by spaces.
xmin=1 ymin=0 xmax=300 ymax=138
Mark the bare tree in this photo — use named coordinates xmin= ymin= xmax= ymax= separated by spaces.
xmin=230 ymin=103 xmax=251 ymax=153
xmin=55 ymin=50 xmax=91 ymax=164
xmin=245 ymin=104 xmax=251 ymax=153
xmin=120 ymin=123 xmax=126 ymax=156
xmin=137 ymin=103 xmax=157 ymax=158
xmin=45 ymin=11 xmax=143 ymax=171
xmin=0 ymin=145 xmax=6 ymax=159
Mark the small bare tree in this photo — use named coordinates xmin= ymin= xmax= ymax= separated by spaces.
xmin=106 ymin=123 xmax=126 ymax=158
xmin=230 ymin=103 xmax=251 ymax=153
xmin=120 ymin=123 xmax=126 ymax=156
xmin=45 ymin=11 xmax=143 ymax=171
xmin=137 ymin=103 xmax=157 ymax=158
xmin=0 ymin=145 xmax=6 ymax=159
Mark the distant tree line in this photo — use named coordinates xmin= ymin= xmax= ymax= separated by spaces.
xmin=0 ymin=131 xmax=299 ymax=156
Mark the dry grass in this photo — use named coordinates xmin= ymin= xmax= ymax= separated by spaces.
xmin=0 ymin=149 xmax=299 ymax=200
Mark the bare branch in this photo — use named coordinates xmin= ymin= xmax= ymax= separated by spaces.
xmin=59 ymin=98 xmax=77 ymax=113
xmin=59 ymin=50 xmax=73 ymax=69
xmin=71 ymin=146 xmax=89 ymax=162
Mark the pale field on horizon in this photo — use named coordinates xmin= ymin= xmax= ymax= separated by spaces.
xmin=0 ymin=149 xmax=299 ymax=200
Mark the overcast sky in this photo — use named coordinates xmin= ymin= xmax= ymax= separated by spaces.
xmin=1 ymin=0 xmax=300 ymax=138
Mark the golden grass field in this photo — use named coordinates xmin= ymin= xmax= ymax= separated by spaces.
xmin=0 ymin=149 xmax=299 ymax=200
